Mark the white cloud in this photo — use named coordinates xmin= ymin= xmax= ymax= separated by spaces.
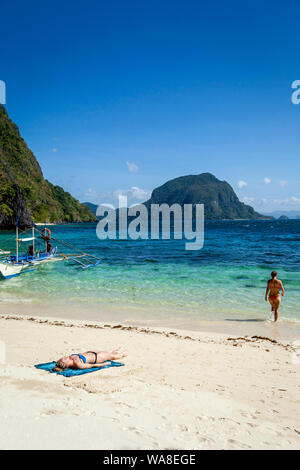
xmin=264 ymin=177 xmax=271 ymax=184
xmin=279 ymin=180 xmax=288 ymax=187
xmin=51 ymin=148 xmax=58 ymax=153
xmin=100 ymin=186 xmax=151 ymax=205
xmin=237 ymin=180 xmax=247 ymax=189
xmin=241 ymin=197 xmax=255 ymax=204
xmin=126 ymin=161 xmax=139 ymax=173
xmin=115 ymin=187 xmax=151 ymax=201
xmin=84 ymin=188 xmax=99 ymax=200
xmin=109 ymin=189 xmax=126 ymax=199
xmin=130 ymin=186 xmax=151 ymax=200
xmin=256 ymin=196 xmax=300 ymax=208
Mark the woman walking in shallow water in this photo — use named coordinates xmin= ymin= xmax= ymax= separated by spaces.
xmin=265 ymin=271 xmax=285 ymax=322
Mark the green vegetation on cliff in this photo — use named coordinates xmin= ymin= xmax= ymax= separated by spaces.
xmin=144 ymin=173 xmax=266 ymax=219
xmin=0 ymin=105 xmax=96 ymax=227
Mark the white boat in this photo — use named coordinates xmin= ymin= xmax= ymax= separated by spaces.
xmin=0 ymin=260 xmax=28 ymax=278
xmin=0 ymin=220 xmax=101 ymax=279
xmin=0 ymin=241 xmax=63 ymax=279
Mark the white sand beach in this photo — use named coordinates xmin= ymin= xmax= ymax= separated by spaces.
xmin=0 ymin=313 xmax=299 ymax=450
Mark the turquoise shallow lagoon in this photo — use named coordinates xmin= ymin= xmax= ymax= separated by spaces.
xmin=0 ymin=220 xmax=299 ymax=333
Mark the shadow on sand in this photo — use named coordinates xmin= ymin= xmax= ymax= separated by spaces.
xmin=225 ymin=318 xmax=266 ymax=322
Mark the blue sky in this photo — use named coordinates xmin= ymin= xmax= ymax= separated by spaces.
xmin=1 ymin=0 xmax=300 ymax=211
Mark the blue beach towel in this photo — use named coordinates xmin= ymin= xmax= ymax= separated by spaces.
xmin=35 ymin=360 xmax=124 ymax=377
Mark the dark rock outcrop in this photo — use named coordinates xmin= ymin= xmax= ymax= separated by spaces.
xmin=0 ymin=184 xmax=31 ymax=228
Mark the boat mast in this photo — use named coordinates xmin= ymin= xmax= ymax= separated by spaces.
xmin=16 ymin=217 xmax=18 ymax=263
xmin=32 ymin=220 xmax=35 ymax=254
xmin=44 ymin=219 xmax=47 ymax=253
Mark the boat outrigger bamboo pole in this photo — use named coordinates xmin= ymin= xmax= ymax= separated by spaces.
xmin=32 ymin=220 xmax=35 ymax=254
xmin=34 ymin=227 xmax=101 ymax=261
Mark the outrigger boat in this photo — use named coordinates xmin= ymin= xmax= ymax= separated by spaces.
xmin=0 ymin=220 xmax=101 ymax=279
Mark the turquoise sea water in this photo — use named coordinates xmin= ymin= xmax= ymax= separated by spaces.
xmin=0 ymin=220 xmax=299 ymax=326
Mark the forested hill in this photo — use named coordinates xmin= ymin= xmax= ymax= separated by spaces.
xmin=144 ymin=173 xmax=266 ymax=220
xmin=0 ymin=105 xmax=96 ymax=227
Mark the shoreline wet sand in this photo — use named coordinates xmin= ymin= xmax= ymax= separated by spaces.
xmin=1 ymin=300 xmax=300 ymax=342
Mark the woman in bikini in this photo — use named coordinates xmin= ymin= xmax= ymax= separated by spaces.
xmin=54 ymin=348 xmax=127 ymax=371
xmin=265 ymin=271 xmax=285 ymax=322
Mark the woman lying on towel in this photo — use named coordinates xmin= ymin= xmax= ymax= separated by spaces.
xmin=54 ymin=348 xmax=127 ymax=371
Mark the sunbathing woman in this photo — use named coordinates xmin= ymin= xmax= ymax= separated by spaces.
xmin=54 ymin=348 xmax=127 ymax=371
xmin=265 ymin=271 xmax=285 ymax=322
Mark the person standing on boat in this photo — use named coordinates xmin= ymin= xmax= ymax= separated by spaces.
xmin=41 ymin=227 xmax=52 ymax=254
xmin=27 ymin=245 xmax=34 ymax=257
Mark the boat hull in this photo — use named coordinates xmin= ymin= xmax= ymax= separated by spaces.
xmin=0 ymin=261 xmax=28 ymax=279
xmin=0 ymin=252 xmax=64 ymax=279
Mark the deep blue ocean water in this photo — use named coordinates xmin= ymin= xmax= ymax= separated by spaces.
xmin=0 ymin=220 xmax=299 ymax=324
